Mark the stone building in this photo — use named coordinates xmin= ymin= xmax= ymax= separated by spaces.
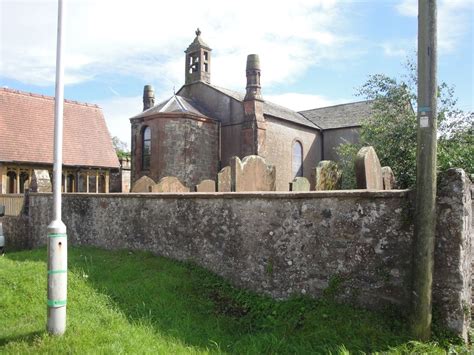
xmin=130 ymin=30 xmax=373 ymax=190
xmin=0 ymin=88 xmax=119 ymax=194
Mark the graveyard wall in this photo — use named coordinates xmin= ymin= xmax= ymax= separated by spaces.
xmin=2 ymin=169 xmax=472 ymax=339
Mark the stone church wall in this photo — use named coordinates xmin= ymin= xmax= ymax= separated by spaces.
xmin=263 ymin=117 xmax=322 ymax=190
xmin=131 ymin=116 xmax=218 ymax=188
xmin=3 ymin=169 xmax=472 ymax=339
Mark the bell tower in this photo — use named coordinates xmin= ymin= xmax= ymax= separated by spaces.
xmin=185 ymin=28 xmax=212 ymax=85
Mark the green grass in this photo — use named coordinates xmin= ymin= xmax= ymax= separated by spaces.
xmin=0 ymin=247 xmax=469 ymax=354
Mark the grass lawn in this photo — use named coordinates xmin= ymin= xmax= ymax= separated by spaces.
xmin=0 ymin=247 xmax=470 ymax=354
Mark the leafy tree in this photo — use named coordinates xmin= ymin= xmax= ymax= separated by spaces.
xmin=338 ymin=63 xmax=473 ymax=189
xmin=112 ymin=136 xmax=131 ymax=159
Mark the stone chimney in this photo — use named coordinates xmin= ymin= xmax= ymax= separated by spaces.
xmin=241 ymin=54 xmax=266 ymax=157
xmin=244 ymin=54 xmax=263 ymax=101
xmin=143 ymin=85 xmax=155 ymax=111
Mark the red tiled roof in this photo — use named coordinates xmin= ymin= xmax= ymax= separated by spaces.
xmin=0 ymin=88 xmax=119 ymax=168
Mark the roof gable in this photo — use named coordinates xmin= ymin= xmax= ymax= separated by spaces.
xmin=0 ymin=88 xmax=119 ymax=168
xmin=131 ymin=95 xmax=211 ymax=120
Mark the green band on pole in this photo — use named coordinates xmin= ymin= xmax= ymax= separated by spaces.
xmin=48 ymin=233 xmax=67 ymax=238
xmin=48 ymin=269 xmax=67 ymax=275
xmin=47 ymin=299 xmax=67 ymax=307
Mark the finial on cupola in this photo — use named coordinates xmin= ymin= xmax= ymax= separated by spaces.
xmin=195 ymin=28 xmax=201 ymax=37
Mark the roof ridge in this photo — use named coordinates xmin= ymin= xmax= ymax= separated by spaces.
xmin=298 ymin=99 xmax=374 ymax=113
xmin=0 ymin=87 xmax=100 ymax=108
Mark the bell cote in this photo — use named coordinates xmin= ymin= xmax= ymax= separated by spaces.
xmin=185 ymin=28 xmax=212 ymax=85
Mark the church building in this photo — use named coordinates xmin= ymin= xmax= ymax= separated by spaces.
xmin=130 ymin=30 xmax=373 ymax=190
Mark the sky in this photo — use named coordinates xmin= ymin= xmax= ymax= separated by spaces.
xmin=1 ymin=0 xmax=473 ymax=148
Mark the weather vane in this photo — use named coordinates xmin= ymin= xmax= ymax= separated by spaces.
xmin=195 ymin=28 xmax=201 ymax=36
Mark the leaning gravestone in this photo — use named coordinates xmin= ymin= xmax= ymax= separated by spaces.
xmin=231 ymin=155 xmax=276 ymax=192
xmin=289 ymin=177 xmax=310 ymax=191
xmin=29 ymin=169 xmax=52 ymax=193
xmin=355 ymin=146 xmax=383 ymax=190
xmin=196 ymin=179 xmax=216 ymax=192
xmin=217 ymin=166 xmax=231 ymax=192
xmin=152 ymin=176 xmax=189 ymax=192
xmin=314 ymin=160 xmax=342 ymax=191
xmin=131 ymin=175 xmax=155 ymax=193
xmin=381 ymin=166 xmax=397 ymax=190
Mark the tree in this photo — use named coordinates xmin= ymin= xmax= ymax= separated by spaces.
xmin=338 ymin=64 xmax=473 ymax=189
xmin=112 ymin=136 xmax=131 ymax=159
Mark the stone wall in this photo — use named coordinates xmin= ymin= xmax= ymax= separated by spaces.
xmin=263 ymin=117 xmax=322 ymax=190
xmin=131 ymin=116 xmax=218 ymax=188
xmin=322 ymin=127 xmax=360 ymax=161
xmin=3 ymin=170 xmax=472 ymax=339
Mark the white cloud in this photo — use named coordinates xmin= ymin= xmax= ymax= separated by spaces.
xmin=0 ymin=0 xmax=352 ymax=88
xmin=381 ymin=39 xmax=416 ymax=58
xmin=395 ymin=0 xmax=473 ymax=52
xmin=265 ymin=93 xmax=345 ymax=112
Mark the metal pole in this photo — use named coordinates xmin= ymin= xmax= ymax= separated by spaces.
xmin=47 ymin=0 xmax=67 ymax=335
xmin=411 ymin=0 xmax=437 ymax=341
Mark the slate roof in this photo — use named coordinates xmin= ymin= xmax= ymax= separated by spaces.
xmin=205 ymin=84 xmax=319 ymax=129
xmin=0 ymin=88 xmax=119 ymax=168
xmin=131 ymin=95 xmax=211 ymax=120
xmin=298 ymin=100 xmax=374 ymax=130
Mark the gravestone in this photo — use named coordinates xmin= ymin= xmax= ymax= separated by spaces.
xmin=196 ymin=179 xmax=216 ymax=192
xmin=131 ymin=175 xmax=155 ymax=193
xmin=289 ymin=177 xmax=310 ymax=191
xmin=152 ymin=176 xmax=189 ymax=193
xmin=29 ymin=170 xmax=52 ymax=193
xmin=382 ymin=166 xmax=397 ymax=190
xmin=314 ymin=160 xmax=342 ymax=191
xmin=355 ymin=146 xmax=383 ymax=190
xmin=217 ymin=166 xmax=231 ymax=192
xmin=231 ymin=155 xmax=276 ymax=192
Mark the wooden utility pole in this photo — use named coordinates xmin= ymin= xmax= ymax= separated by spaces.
xmin=411 ymin=0 xmax=437 ymax=341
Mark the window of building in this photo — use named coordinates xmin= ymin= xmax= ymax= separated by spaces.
xmin=292 ymin=141 xmax=303 ymax=178
xmin=78 ymin=173 xmax=87 ymax=192
xmin=7 ymin=171 xmax=17 ymax=193
xmin=67 ymin=174 xmax=75 ymax=193
xmin=142 ymin=126 xmax=151 ymax=170
xmin=19 ymin=172 xmax=29 ymax=193
xmin=89 ymin=175 xmax=97 ymax=193
xmin=98 ymin=174 xmax=106 ymax=193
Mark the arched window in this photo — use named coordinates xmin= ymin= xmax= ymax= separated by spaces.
xmin=142 ymin=126 xmax=151 ymax=170
xmin=78 ymin=173 xmax=87 ymax=192
xmin=98 ymin=174 xmax=106 ymax=193
xmin=67 ymin=174 xmax=75 ymax=193
xmin=19 ymin=172 xmax=29 ymax=193
xmin=7 ymin=171 xmax=17 ymax=193
xmin=292 ymin=141 xmax=303 ymax=178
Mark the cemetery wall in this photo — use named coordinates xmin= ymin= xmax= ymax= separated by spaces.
xmin=3 ymin=169 xmax=472 ymax=339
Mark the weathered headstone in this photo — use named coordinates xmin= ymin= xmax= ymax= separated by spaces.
xmin=131 ymin=175 xmax=155 ymax=193
xmin=196 ymin=179 xmax=216 ymax=192
xmin=217 ymin=166 xmax=231 ymax=192
xmin=152 ymin=176 xmax=189 ymax=193
xmin=231 ymin=155 xmax=276 ymax=192
xmin=355 ymin=146 xmax=383 ymax=190
xmin=382 ymin=166 xmax=397 ymax=190
xmin=29 ymin=169 xmax=52 ymax=193
xmin=289 ymin=177 xmax=310 ymax=191
xmin=313 ymin=160 xmax=342 ymax=191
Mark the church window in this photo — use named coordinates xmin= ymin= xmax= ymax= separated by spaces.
xmin=67 ymin=174 xmax=75 ymax=192
xmin=292 ymin=141 xmax=303 ymax=178
xmin=19 ymin=172 xmax=29 ymax=193
xmin=7 ymin=171 xmax=17 ymax=193
xmin=98 ymin=174 xmax=106 ymax=193
xmin=142 ymin=126 xmax=151 ymax=170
